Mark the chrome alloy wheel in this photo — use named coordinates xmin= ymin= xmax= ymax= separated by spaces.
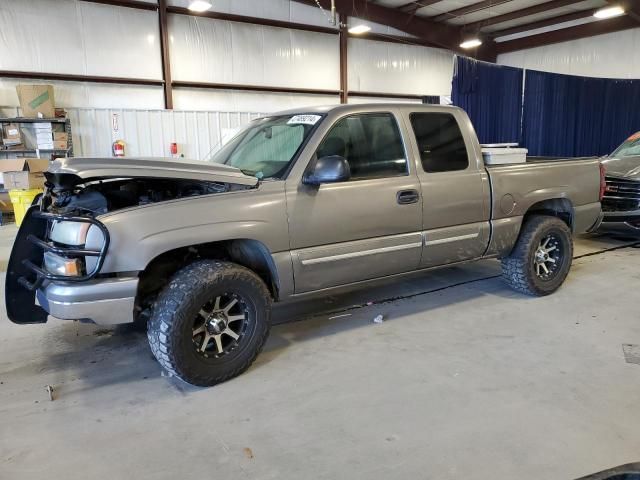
xmin=533 ymin=234 xmax=563 ymax=279
xmin=192 ymin=293 xmax=249 ymax=358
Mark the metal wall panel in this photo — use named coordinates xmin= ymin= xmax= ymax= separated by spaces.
xmin=168 ymin=0 xmax=336 ymax=28
xmin=0 ymin=0 xmax=162 ymax=80
xmin=348 ymin=38 xmax=455 ymax=96
xmin=0 ymin=105 xmax=264 ymax=159
xmin=0 ymin=78 xmax=164 ymax=109
xmin=169 ymin=15 xmax=340 ymax=90
xmin=172 ymin=87 xmax=339 ymax=112
xmin=63 ymin=108 xmax=265 ymax=159
xmin=497 ymin=27 xmax=640 ymax=79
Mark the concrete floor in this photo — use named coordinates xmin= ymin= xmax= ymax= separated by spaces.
xmin=0 ymin=229 xmax=639 ymax=480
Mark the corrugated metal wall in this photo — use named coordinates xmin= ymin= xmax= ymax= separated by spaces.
xmin=1 ymin=106 xmax=264 ymax=159
xmin=67 ymin=109 xmax=265 ymax=159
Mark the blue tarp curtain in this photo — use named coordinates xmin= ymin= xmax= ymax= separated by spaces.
xmin=451 ymin=56 xmax=640 ymax=157
xmin=523 ymin=70 xmax=640 ymax=156
xmin=451 ymin=56 xmax=523 ymax=144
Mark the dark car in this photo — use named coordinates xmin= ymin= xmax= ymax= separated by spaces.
xmin=600 ymin=132 xmax=640 ymax=234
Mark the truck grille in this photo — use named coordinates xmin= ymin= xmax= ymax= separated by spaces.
xmin=602 ymin=176 xmax=640 ymax=212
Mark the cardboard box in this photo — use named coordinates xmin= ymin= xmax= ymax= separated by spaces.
xmin=16 ymin=85 xmax=55 ymax=118
xmin=53 ymin=132 xmax=68 ymax=150
xmin=2 ymin=123 xmax=22 ymax=146
xmin=22 ymin=124 xmax=56 ymax=149
xmin=0 ymin=158 xmax=49 ymax=189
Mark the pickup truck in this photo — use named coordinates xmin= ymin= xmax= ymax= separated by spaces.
xmin=6 ymin=104 xmax=604 ymax=387
xmin=600 ymin=131 xmax=640 ymax=234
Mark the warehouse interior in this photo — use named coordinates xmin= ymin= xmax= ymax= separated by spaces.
xmin=1 ymin=1 xmax=640 ymax=479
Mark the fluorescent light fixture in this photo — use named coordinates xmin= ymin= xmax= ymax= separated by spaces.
xmin=348 ymin=24 xmax=372 ymax=34
xmin=460 ymin=38 xmax=482 ymax=49
xmin=188 ymin=1 xmax=212 ymax=12
xmin=594 ymin=6 xmax=625 ymax=19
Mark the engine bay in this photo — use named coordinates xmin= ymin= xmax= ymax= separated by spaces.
xmin=44 ymin=174 xmax=250 ymax=215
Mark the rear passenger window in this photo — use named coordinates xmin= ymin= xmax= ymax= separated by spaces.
xmin=316 ymin=113 xmax=408 ymax=180
xmin=410 ymin=113 xmax=469 ymax=173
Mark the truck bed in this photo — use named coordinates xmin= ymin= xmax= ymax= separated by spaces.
xmin=485 ymin=156 xmax=602 ymax=240
xmin=525 ymin=156 xmax=599 ymax=163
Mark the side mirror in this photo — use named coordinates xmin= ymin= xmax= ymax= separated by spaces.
xmin=303 ymin=155 xmax=351 ymax=186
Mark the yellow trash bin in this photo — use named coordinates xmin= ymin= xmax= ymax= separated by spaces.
xmin=9 ymin=189 xmax=43 ymax=226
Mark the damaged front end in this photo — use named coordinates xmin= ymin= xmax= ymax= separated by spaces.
xmin=5 ymin=207 xmax=110 ymax=324
xmin=6 ymin=157 xmax=259 ymax=325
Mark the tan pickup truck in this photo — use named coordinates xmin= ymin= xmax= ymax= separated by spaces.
xmin=6 ymin=104 xmax=604 ymax=386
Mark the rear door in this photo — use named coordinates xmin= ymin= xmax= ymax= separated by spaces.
xmin=404 ymin=109 xmax=491 ymax=267
xmin=286 ymin=112 xmax=423 ymax=293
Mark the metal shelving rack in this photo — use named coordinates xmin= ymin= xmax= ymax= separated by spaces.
xmin=0 ymin=117 xmax=73 ymax=158
xmin=0 ymin=117 xmax=73 ymax=224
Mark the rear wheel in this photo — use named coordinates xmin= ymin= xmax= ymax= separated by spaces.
xmin=501 ymin=215 xmax=573 ymax=296
xmin=147 ymin=260 xmax=272 ymax=387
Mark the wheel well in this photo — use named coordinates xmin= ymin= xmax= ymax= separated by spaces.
xmin=524 ymin=198 xmax=574 ymax=230
xmin=135 ymin=239 xmax=279 ymax=316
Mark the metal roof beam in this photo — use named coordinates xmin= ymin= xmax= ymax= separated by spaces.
xmin=293 ymin=0 xmax=497 ymax=60
xmin=432 ymin=0 xmax=516 ymax=23
xmin=463 ymin=0 xmax=587 ymax=31
xmin=489 ymin=8 xmax=597 ymax=38
xmin=495 ymin=14 xmax=637 ymax=53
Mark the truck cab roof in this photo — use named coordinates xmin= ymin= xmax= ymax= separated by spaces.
xmin=268 ymin=103 xmax=463 ymax=118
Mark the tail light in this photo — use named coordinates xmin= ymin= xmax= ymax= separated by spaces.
xmin=599 ymin=163 xmax=606 ymax=201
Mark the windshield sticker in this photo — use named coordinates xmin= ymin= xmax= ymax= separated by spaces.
xmin=288 ymin=115 xmax=321 ymax=126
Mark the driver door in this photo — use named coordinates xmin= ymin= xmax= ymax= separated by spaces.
xmin=285 ymin=112 xmax=423 ymax=293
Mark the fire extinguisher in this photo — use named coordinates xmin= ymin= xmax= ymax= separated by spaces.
xmin=170 ymin=142 xmax=184 ymax=158
xmin=112 ymin=140 xmax=125 ymax=157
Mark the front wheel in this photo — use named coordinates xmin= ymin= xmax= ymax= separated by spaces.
xmin=501 ymin=215 xmax=573 ymax=296
xmin=147 ymin=260 xmax=272 ymax=387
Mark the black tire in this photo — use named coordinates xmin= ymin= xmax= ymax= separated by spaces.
xmin=501 ymin=215 xmax=573 ymax=296
xmin=147 ymin=260 xmax=272 ymax=387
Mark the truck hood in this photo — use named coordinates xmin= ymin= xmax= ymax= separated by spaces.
xmin=48 ymin=157 xmax=259 ymax=187
xmin=602 ymin=155 xmax=640 ymax=181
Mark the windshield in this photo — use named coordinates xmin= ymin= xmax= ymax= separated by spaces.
xmin=207 ymin=114 xmax=323 ymax=179
xmin=611 ymin=132 xmax=640 ymax=158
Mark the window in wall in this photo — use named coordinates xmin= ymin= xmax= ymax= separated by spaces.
xmin=316 ymin=113 xmax=408 ymax=180
xmin=410 ymin=112 xmax=469 ymax=173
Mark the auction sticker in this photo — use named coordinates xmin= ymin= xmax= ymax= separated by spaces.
xmin=288 ymin=115 xmax=321 ymax=125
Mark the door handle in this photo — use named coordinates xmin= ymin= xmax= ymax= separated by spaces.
xmin=396 ymin=189 xmax=420 ymax=205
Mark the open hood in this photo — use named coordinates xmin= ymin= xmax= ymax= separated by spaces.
xmin=43 ymin=157 xmax=259 ymax=216
xmin=602 ymin=156 xmax=640 ymax=181
xmin=47 ymin=157 xmax=259 ymax=187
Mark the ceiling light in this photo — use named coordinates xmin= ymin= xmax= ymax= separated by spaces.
xmin=188 ymin=1 xmax=212 ymax=12
xmin=460 ymin=38 xmax=482 ymax=49
xmin=594 ymin=6 xmax=625 ymax=19
xmin=348 ymin=24 xmax=372 ymax=34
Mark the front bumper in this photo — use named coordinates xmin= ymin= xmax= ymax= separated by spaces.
xmin=36 ymin=276 xmax=138 ymax=325
xmin=600 ymin=209 xmax=640 ymax=234
xmin=5 ymin=206 xmax=133 ymax=325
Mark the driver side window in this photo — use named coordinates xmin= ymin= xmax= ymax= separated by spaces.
xmin=316 ymin=113 xmax=408 ymax=180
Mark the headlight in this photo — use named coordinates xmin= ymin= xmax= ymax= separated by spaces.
xmin=48 ymin=221 xmax=106 ymax=275
xmin=43 ymin=252 xmax=84 ymax=277
xmin=50 ymin=221 xmax=91 ymax=246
